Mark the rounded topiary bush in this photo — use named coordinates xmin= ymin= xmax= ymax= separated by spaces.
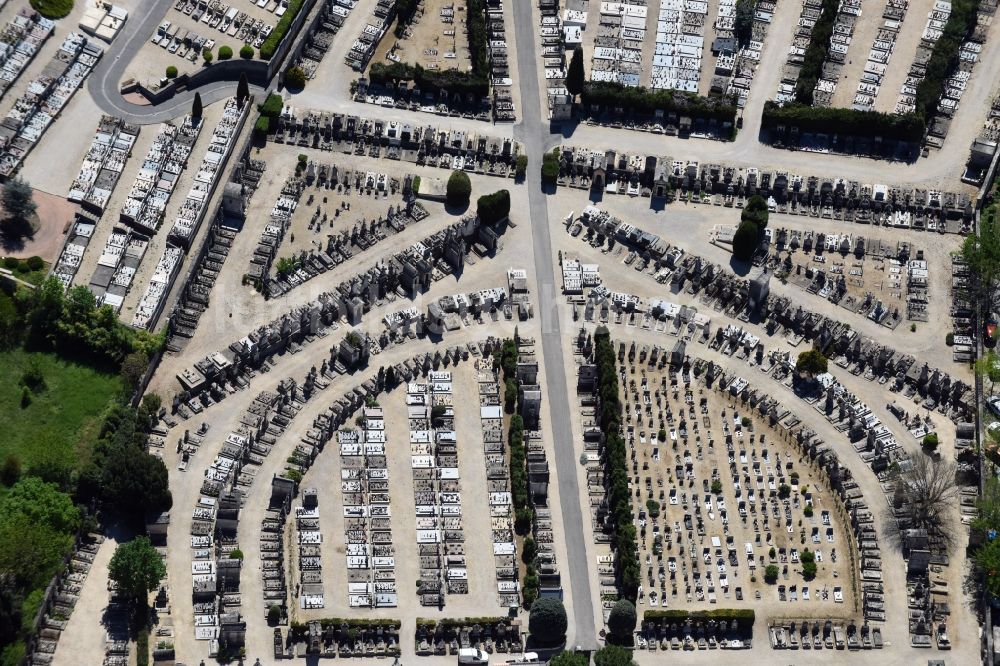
xmin=607 ymin=598 xmax=637 ymax=643
xmin=26 ymin=256 xmax=44 ymax=271
xmin=166 ymin=65 xmax=178 ymax=79
xmin=528 ymin=597 xmax=567 ymax=647
xmin=240 ymin=44 xmax=254 ymax=59
xmin=284 ymin=65 xmax=306 ymax=89
xmin=446 ymin=170 xmax=471 ymax=207
xmin=218 ymin=45 xmax=233 ymax=60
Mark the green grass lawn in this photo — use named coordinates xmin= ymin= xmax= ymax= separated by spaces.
xmin=0 ymin=349 xmax=121 ymax=474
xmin=29 ymin=0 xmax=74 ymax=19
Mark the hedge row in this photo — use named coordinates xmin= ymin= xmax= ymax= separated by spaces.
xmin=913 ymin=0 xmax=981 ymax=120
xmin=761 ymin=101 xmax=926 ymax=142
xmin=643 ymin=609 xmax=755 ymax=630
xmin=369 ymin=0 xmax=490 ymax=96
xmin=793 ymin=0 xmax=840 ymax=105
xmin=580 ymin=82 xmax=738 ymax=125
xmin=594 ymin=328 xmax=640 ymax=602
xmin=259 ymin=0 xmax=305 ymax=59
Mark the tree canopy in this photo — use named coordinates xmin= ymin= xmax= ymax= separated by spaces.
xmin=109 ymin=536 xmax=165 ymax=604
xmin=1 ymin=177 xmax=37 ymax=240
xmin=446 ymin=170 xmax=472 ymax=207
xmin=795 ymin=349 xmax=828 ymax=376
xmin=593 ymin=645 xmax=636 ymax=666
xmin=527 ymin=597 xmax=567 ymax=646
xmin=477 ymin=189 xmax=511 ymax=225
xmin=731 ymin=220 xmax=759 ymax=262
xmin=607 ymin=598 xmax=637 ymax=642
xmin=548 ymin=652 xmax=589 ymax=666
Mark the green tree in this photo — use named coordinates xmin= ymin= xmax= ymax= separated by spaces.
xmin=0 ymin=455 xmax=20 ymax=486
xmin=922 ymin=433 xmax=939 ymax=452
xmin=764 ymin=564 xmax=779 ymax=583
xmin=285 ymin=65 xmax=306 ymax=89
xmin=548 ymin=652 xmax=589 ymax=666
xmin=742 ymin=194 xmax=769 ymax=228
xmin=240 ymin=44 xmax=255 ymax=59
xmin=975 ymin=537 xmax=1000 ymax=600
xmin=446 ymin=170 xmax=472 ymax=207
xmin=202 ymin=47 xmax=213 ymax=63
xmin=120 ymin=350 xmax=150 ymax=393
xmin=731 ymin=220 xmax=759 ymax=262
xmin=108 ymin=536 xmax=165 ymax=606
xmin=734 ymin=0 xmax=755 ymax=46
xmin=566 ymin=46 xmax=585 ymax=98
xmin=795 ymin=349 xmax=828 ymax=376
xmin=1 ymin=177 xmax=37 ymax=239
xmin=504 ymin=378 xmax=518 ymax=413
xmin=528 ymin=597 xmax=567 ymax=647
xmin=976 ymin=349 xmax=1000 ymax=394
xmin=1 ymin=476 xmax=80 ymax=534
xmin=237 ymin=71 xmax=250 ymax=106
xmin=973 ymin=477 xmax=1000 ymax=537
xmin=607 ymin=598 xmax=637 ymax=643
xmin=166 ymin=65 xmax=178 ymax=78
xmin=477 ymin=189 xmax=511 ymax=225
xmin=218 ymin=45 xmax=233 ymax=60
xmin=594 ymin=645 xmax=636 ymax=666
xmin=515 ymin=154 xmax=528 ymax=179
xmin=521 ymin=536 xmax=538 ymax=564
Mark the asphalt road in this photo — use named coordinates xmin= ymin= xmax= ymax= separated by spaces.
xmin=511 ymin=0 xmax=599 ymax=651
xmin=88 ymin=0 xmax=265 ymax=123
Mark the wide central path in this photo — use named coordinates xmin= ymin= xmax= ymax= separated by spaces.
xmin=511 ymin=0 xmax=598 ymax=650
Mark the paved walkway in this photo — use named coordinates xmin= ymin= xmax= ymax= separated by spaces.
xmin=512 ymin=0 xmax=597 ymax=651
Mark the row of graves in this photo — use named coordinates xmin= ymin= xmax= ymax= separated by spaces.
xmin=266 ymin=342 xmax=518 ymax=657
xmin=848 ymin=0 xmax=908 ymax=111
xmin=900 ymin=0 xmax=997 ymax=146
xmin=768 ymin=350 xmax=964 ymax=649
xmin=414 ymin=618 xmax=524 ymax=656
xmin=357 ymin=79 xmax=493 ymax=123
xmin=296 ymin=488 xmax=327 ymax=610
xmin=0 ymin=32 xmax=102 ymax=178
xmin=171 ymin=223 xmax=501 ymax=404
xmin=476 ymin=357 xmax=523 ymax=608
xmin=949 ymin=256 xmax=975 ymax=363
xmin=271 ymin=107 xmax=522 ymax=178
xmin=0 ymin=9 xmax=54 ymax=97
xmin=807 ymin=0 xmax=862 ymax=107
xmin=171 ymin=0 xmax=275 ymax=51
xmin=556 ymin=146 xmax=974 ymax=232
xmin=85 ymin=225 xmax=149 ymax=313
xmin=296 ymin=0 xmax=357 ymax=79
xmin=184 ymin=378 xmax=325 ymax=658
xmin=52 ymin=213 xmax=98 ymax=288
xmin=649 ymin=0 xmax=707 ymax=94
xmin=344 ymin=0 xmax=392 ymax=70
xmin=764 ymin=231 xmax=928 ymax=325
xmin=131 ymin=244 xmax=184 ymax=329
xmin=245 ymin=165 xmax=433 ymax=299
xmin=710 ymin=0 xmax=775 ymax=109
xmin=339 ymin=410 xmax=400 ymax=609
xmin=164 ymin=150 xmax=266 ymax=349
xmin=667 ymin=354 xmax=888 ymax=645
xmin=542 ymin=7 xmax=572 ymax=119
xmin=486 ymin=0 xmax=516 ymax=121
xmin=120 ymin=116 xmax=201 ymax=234
xmin=574 ymin=325 xmax=888 ymax=643
xmin=775 ymin=0 xmax=824 ymax=103
xmin=622 ymin=346 xmax=853 ymax=619
xmin=26 ymin=533 xmax=106 ymax=664
xmin=68 ymin=116 xmax=140 ymax=214
xmin=565 ymin=209 xmax=976 ymax=424
xmin=407 ymin=372 xmax=471 ymax=605
xmin=168 ymin=97 xmax=247 ymax=246
xmin=511 ymin=342 xmax=563 ymax=603
xmin=589 ymin=1 xmax=647 ymax=88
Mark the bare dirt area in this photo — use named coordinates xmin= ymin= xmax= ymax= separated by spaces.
xmin=370 ymin=0 xmax=472 ymax=74
xmin=0 ymin=189 xmax=76 ymax=260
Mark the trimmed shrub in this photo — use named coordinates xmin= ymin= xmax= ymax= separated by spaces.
xmin=165 ymin=65 xmax=178 ymax=79
xmin=260 ymin=0 xmax=305 ymax=60
xmin=528 ymin=597 xmax=567 ymax=647
xmin=218 ymin=45 xmax=233 ymax=60
xmin=240 ymin=44 xmax=254 ymax=59
xmin=285 ymin=65 xmax=306 ymax=89
xmin=446 ymin=170 xmax=471 ymax=207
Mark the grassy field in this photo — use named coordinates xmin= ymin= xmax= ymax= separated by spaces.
xmin=0 ymin=349 xmax=121 ymax=474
